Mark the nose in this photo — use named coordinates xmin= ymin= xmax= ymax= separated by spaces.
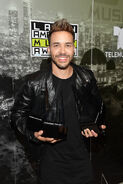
xmin=60 ymin=45 xmax=65 ymax=54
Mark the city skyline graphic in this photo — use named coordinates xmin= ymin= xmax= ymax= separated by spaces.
xmin=0 ymin=0 xmax=123 ymax=184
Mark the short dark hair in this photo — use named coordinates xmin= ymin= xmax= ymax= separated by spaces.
xmin=48 ymin=19 xmax=75 ymax=45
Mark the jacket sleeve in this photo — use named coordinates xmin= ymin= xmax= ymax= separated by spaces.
xmin=89 ymin=71 xmax=106 ymax=126
xmin=10 ymin=80 xmax=40 ymax=143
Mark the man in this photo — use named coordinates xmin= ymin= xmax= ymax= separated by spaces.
xmin=11 ymin=19 xmax=106 ymax=184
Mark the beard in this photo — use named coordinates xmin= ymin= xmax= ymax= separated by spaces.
xmin=52 ymin=54 xmax=73 ymax=70
xmin=52 ymin=59 xmax=70 ymax=70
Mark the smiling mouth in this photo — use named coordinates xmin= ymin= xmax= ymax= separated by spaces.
xmin=57 ymin=55 xmax=69 ymax=61
xmin=59 ymin=57 xmax=67 ymax=59
xmin=58 ymin=58 xmax=68 ymax=63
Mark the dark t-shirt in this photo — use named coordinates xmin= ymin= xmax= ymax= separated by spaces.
xmin=39 ymin=73 xmax=94 ymax=184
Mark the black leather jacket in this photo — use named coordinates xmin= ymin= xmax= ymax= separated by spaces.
xmin=11 ymin=61 xmax=104 ymax=142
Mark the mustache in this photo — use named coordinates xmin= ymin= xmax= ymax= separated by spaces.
xmin=56 ymin=54 xmax=69 ymax=57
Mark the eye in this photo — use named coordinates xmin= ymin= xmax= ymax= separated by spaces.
xmin=66 ymin=43 xmax=72 ymax=47
xmin=53 ymin=43 xmax=59 ymax=47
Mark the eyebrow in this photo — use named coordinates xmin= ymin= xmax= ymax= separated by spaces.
xmin=52 ymin=42 xmax=73 ymax=45
xmin=65 ymin=42 xmax=73 ymax=44
xmin=52 ymin=42 xmax=60 ymax=45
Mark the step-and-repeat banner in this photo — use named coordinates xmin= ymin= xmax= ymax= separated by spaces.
xmin=0 ymin=0 xmax=123 ymax=183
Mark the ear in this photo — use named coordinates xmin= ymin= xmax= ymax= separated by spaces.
xmin=74 ymin=45 xmax=75 ymax=52
xmin=74 ymin=45 xmax=75 ymax=55
xmin=47 ymin=46 xmax=50 ymax=55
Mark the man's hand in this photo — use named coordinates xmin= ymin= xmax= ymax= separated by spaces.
xmin=81 ymin=125 xmax=106 ymax=138
xmin=34 ymin=130 xmax=61 ymax=143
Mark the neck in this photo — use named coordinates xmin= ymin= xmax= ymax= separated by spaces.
xmin=52 ymin=63 xmax=73 ymax=79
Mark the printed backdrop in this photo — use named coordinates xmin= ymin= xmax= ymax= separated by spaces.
xmin=0 ymin=0 xmax=123 ymax=183
xmin=30 ymin=20 xmax=78 ymax=57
